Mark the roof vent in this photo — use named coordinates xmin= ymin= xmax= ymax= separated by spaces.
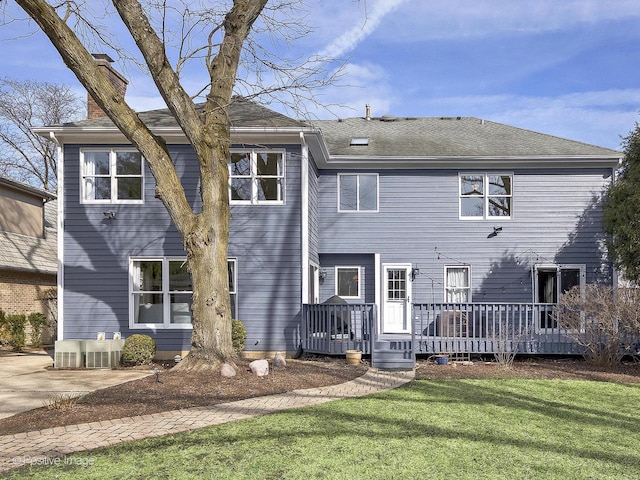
xmin=350 ymin=137 xmax=370 ymax=146
xmin=380 ymin=115 xmax=398 ymax=122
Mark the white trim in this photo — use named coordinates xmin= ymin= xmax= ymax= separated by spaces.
xmin=444 ymin=264 xmax=472 ymax=303
xmin=335 ymin=265 xmax=362 ymax=299
xmin=459 ymin=172 xmax=513 ymax=220
xmin=229 ymin=148 xmax=286 ymax=205
xmin=337 ymin=173 xmax=379 ymax=213
xmin=129 ymin=257 xmax=193 ymax=330
xmin=300 ymin=133 xmax=310 ymax=305
xmin=55 ymin=140 xmax=64 ymax=340
xmin=381 ymin=263 xmax=412 ymax=334
xmin=80 ymin=148 xmax=145 ymax=204
xmin=374 ymin=253 xmax=381 ymax=333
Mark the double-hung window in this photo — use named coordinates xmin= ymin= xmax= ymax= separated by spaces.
xmin=445 ymin=265 xmax=471 ymax=302
xmin=130 ymin=258 xmax=238 ymax=328
xmin=131 ymin=258 xmax=193 ymax=328
xmin=459 ymin=173 xmax=512 ymax=219
xmin=81 ymin=149 xmax=143 ymax=203
xmin=338 ymin=173 xmax=378 ymax=212
xmin=229 ymin=150 xmax=285 ymax=204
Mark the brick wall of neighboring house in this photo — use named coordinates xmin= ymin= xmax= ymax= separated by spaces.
xmin=0 ymin=269 xmax=57 ymax=346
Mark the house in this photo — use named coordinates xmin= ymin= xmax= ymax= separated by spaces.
xmin=36 ymin=75 xmax=621 ymax=366
xmin=0 ymin=176 xmax=57 ymax=345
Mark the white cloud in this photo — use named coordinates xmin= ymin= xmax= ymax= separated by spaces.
xmin=387 ymin=0 xmax=640 ymax=41
xmin=317 ymin=0 xmax=408 ymax=58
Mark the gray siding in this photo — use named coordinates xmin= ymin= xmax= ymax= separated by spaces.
xmin=307 ymin=156 xmax=320 ymax=265
xmin=317 ymin=167 xmax=613 ymax=304
xmin=62 ymin=144 xmax=302 ymax=353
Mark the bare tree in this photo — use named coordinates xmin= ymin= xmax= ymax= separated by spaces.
xmin=0 ymin=78 xmax=83 ymax=191
xmin=8 ymin=0 xmax=338 ymax=369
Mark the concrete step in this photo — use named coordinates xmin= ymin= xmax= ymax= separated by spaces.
xmin=371 ymin=348 xmax=415 ymax=370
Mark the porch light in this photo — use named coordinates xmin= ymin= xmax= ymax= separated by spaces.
xmin=411 ymin=267 xmax=420 ymax=280
xmin=103 ymin=211 xmax=116 ymax=219
xmin=319 ymin=268 xmax=327 ymax=280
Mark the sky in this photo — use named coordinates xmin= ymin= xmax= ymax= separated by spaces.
xmin=2 ymin=0 xmax=640 ymax=150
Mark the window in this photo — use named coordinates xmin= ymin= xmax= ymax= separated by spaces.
xmin=459 ymin=173 xmax=512 ymax=219
xmin=131 ymin=258 xmax=192 ymax=328
xmin=335 ymin=266 xmax=361 ymax=298
xmin=228 ymin=258 xmax=237 ymax=319
xmin=445 ymin=266 xmax=471 ymax=302
xmin=535 ymin=264 xmax=584 ymax=329
xmin=130 ymin=258 xmax=237 ymax=328
xmin=338 ymin=173 xmax=378 ymax=212
xmin=229 ymin=150 xmax=285 ymax=204
xmin=81 ymin=149 xmax=143 ymax=203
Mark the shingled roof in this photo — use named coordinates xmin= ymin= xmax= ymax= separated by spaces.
xmin=312 ymin=116 xmax=620 ymax=158
xmin=62 ymin=96 xmax=307 ymax=130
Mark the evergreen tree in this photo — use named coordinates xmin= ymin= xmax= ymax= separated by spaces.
xmin=604 ymin=120 xmax=640 ymax=282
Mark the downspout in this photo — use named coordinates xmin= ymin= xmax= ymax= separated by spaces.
xmin=50 ymin=131 xmax=64 ymax=342
xmin=299 ymin=132 xmax=310 ymax=355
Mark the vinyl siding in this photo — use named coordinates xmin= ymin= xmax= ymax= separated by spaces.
xmin=62 ymin=144 xmax=302 ymax=353
xmin=317 ymin=167 xmax=613 ymax=304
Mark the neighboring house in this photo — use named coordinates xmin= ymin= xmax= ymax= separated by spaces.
xmin=0 ymin=176 xmax=57 ymax=344
xmin=36 ymin=79 xmax=621 ymax=366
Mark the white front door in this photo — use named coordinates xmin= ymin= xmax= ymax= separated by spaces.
xmin=382 ymin=264 xmax=412 ymax=333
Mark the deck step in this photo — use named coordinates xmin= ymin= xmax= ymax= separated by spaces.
xmin=371 ymin=343 xmax=415 ymax=370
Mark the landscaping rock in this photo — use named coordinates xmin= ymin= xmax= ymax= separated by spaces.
xmin=249 ymin=359 xmax=269 ymax=377
xmin=220 ymin=363 xmax=236 ymax=377
xmin=273 ymin=352 xmax=287 ymax=369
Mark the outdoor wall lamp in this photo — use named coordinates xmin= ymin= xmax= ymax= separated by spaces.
xmin=411 ymin=267 xmax=420 ymax=280
xmin=319 ymin=268 xmax=327 ymax=280
xmin=103 ymin=211 xmax=116 ymax=219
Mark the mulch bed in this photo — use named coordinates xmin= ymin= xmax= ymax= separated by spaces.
xmin=1 ymin=354 xmax=639 ymax=436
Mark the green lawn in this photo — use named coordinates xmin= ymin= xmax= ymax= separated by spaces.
xmin=6 ymin=379 xmax=640 ymax=479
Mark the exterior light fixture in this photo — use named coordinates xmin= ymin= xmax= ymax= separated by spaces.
xmin=103 ymin=211 xmax=116 ymax=219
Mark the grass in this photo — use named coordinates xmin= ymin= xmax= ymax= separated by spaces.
xmin=6 ymin=379 xmax=640 ymax=479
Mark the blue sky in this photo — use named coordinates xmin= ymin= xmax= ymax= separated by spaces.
xmin=2 ymin=0 xmax=640 ymax=150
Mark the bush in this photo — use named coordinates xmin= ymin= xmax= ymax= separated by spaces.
xmin=232 ymin=319 xmax=246 ymax=352
xmin=4 ymin=314 xmax=27 ymax=352
xmin=28 ymin=313 xmax=47 ymax=348
xmin=122 ymin=334 xmax=156 ymax=365
xmin=557 ymin=285 xmax=640 ymax=366
xmin=0 ymin=311 xmax=9 ymax=346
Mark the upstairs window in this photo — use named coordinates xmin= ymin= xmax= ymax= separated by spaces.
xmin=229 ymin=150 xmax=285 ymax=204
xmin=338 ymin=173 xmax=378 ymax=212
xmin=81 ymin=149 xmax=143 ymax=203
xmin=459 ymin=173 xmax=512 ymax=219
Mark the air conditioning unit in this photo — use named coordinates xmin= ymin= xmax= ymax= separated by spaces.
xmin=54 ymin=340 xmax=83 ymax=368
xmin=84 ymin=339 xmax=124 ymax=369
xmin=84 ymin=340 xmax=112 ymax=369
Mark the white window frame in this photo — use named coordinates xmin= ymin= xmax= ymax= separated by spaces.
xmin=80 ymin=148 xmax=144 ymax=204
xmin=228 ymin=258 xmax=238 ymax=319
xmin=337 ymin=173 xmax=379 ymax=213
xmin=229 ymin=149 xmax=285 ymax=205
xmin=444 ymin=265 xmax=471 ymax=303
xmin=534 ymin=264 xmax=585 ymax=332
xmin=335 ymin=266 xmax=361 ymax=299
xmin=459 ymin=173 xmax=512 ymax=220
xmin=129 ymin=257 xmax=193 ymax=330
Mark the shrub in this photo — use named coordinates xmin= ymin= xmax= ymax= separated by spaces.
xmin=0 ymin=310 xmax=9 ymax=346
xmin=232 ymin=319 xmax=247 ymax=352
xmin=4 ymin=314 xmax=27 ymax=352
xmin=28 ymin=313 xmax=47 ymax=348
xmin=557 ymin=285 xmax=640 ymax=366
xmin=122 ymin=334 xmax=156 ymax=365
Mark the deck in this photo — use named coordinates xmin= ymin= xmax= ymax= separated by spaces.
xmin=301 ymin=302 xmax=599 ymax=367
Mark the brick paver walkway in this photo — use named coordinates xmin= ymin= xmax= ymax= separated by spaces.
xmin=0 ymin=368 xmax=414 ymax=473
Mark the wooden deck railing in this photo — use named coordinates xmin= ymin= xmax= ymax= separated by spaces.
xmin=301 ymin=303 xmax=375 ymax=355
xmin=412 ymin=303 xmax=584 ymax=355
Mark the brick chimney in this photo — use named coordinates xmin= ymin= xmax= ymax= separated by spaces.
xmin=87 ymin=54 xmax=128 ymax=120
